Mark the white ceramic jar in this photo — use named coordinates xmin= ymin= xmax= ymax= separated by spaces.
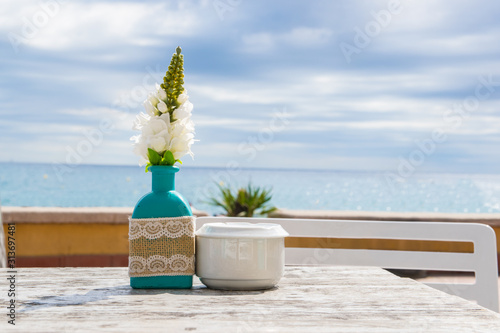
xmin=195 ymin=222 xmax=289 ymax=290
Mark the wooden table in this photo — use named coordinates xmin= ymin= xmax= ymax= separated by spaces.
xmin=2 ymin=266 xmax=500 ymax=332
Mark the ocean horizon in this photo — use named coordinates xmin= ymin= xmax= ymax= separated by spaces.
xmin=1 ymin=162 xmax=500 ymax=215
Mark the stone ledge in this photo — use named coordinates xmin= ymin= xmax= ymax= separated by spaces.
xmin=4 ymin=207 xmax=500 ymax=226
xmin=269 ymin=209 xmax=500 ymax=227
xmin=1 ymin=206 xmax=209 ymax=224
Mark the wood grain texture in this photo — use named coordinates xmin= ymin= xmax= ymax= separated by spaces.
xmin=1 ymin=266 xmax=500 ymax=332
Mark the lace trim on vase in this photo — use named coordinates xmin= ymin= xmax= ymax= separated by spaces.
xmin=129 ymin=216 xmax=195 ymax=240
xmin=129 ymin=254 xmax=195 ymax=277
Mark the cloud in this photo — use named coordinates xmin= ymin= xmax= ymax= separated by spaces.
xmin=284 ymin=27 xmax=333 ymax=46
xmin=2 ymin=1 xmax=209 ymax=53
xmin=1 ymin=0 xmax=500 ymax=174
xmin=241 ymin=33 xmax=275 ymax=53
xmin=240 ymin=27 xmax=333 ymax=54
xmin=57 ymin=107 xmax=136 ymax=132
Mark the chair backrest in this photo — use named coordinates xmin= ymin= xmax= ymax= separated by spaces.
xmin=196 ymin=216 xmax=499 ymax=312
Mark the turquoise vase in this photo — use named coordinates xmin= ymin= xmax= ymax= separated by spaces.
xmin=130 ymin=165 xmax=193 ymax=289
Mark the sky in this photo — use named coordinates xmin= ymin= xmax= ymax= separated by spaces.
xmin=1 ymin=0 xmax=500 ymax=174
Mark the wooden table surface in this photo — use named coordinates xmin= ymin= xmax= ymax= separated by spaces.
xmin=2 ymin=266 xmax=500 ymax=332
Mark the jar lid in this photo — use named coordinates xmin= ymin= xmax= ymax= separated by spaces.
xmin=196 ymin=222 xmax=289 ymax=239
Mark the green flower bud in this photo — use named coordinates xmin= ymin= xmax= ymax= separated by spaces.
xmin=159 ymin=46 xmax=186 ymax=115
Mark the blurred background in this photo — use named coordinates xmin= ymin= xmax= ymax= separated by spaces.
xmin=1 ymin=0 xmax=500 ymax=214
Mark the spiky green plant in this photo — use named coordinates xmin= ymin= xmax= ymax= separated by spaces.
xmin=206 ymin=183 xmax=277 ymax=217
xmin=160 ymin=46 xmax=185 ymax=114
xmin=142 ymin=46 xmax=188 ymax=172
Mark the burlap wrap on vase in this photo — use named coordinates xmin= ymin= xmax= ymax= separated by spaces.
xmin=128 ymin=216 xmax=195 ymax=277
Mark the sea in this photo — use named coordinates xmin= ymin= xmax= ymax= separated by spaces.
xmin=1 ymin=162 xmax=500 ymax=215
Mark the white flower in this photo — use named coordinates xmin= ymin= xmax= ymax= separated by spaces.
xmin=182 ymin=118 xmax=195 ymax=133
xmin=131 ymin=117 xmax=171 ymax=164
xmin=144 ymin=117 xmax=168 ymax=135
xmin=132 ymin=82 xmax=195 ymax=166
xmin=169 ymin=130 xmax=195 ymax=159
xmin=177 ymin=91 xmax=188 ymax=104
xmin=141 ymin=118 xmax=171 ymax=153
xmin=130 ymin=135 xmax=148 ymax=165
xmin=159 ymin=112 xmax=170 ymax=124
xmin=147 ymin=93 xmax=159 ymax=107
xmin=132 ymin=113 xmax=150 ymax=131
xmin=169 ymin=118 xmax=195 ymax=159
xmin=157 ymin=100 xmax=168 ymax=113
xmin=156 ymin=83 xmax=167 ymax=100
xmin=150 ymin=135 xmax=168 ymax=152
xmin=172 ymin=101 xmax=192 ymax=121
xmin=143 ymin=100 xmax=157 ymax=117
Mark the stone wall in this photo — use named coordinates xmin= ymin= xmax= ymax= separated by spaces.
xmin=1 ymin=207 xmax=207 ymax=267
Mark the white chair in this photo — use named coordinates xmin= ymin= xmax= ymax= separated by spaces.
xmin=196 ymin=216 xmax=499 ymax=312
